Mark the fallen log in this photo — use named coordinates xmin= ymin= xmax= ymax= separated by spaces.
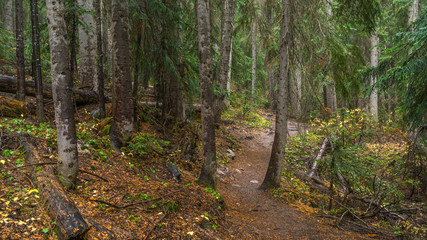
xmin=22 ymin=137 xmax=89 ymax=240
xmin=308 ymin=138 xmax=329 ymax=178
xmin=0 ymin=74 xmax=98 ymax=105
xmin=0 ymin=95 xmax=34 ymax=117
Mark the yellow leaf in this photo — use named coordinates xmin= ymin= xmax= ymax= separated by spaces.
xmin=187 ymin=231 xmax=194 ymax=236
xmin=0 ymin=160 xmax=5 ymax=164
xmin=28 ymin=189 xmax=38 ymax=194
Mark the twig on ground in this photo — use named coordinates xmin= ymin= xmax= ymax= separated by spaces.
xmin=79 ymin=169 xmax=109 ymax=182
xmin=143 ymin=211 xmax=169 ymax=240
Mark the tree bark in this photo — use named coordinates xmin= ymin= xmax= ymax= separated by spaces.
xmin=30 ymin=0 xmax=44 ymax=121
xmin=214 ymin=0 xmax=235 ymax=125
xmin=261 ymin=0 xmax=291 ymax=189
xmin=110 ymin=0 xmax=134 ymax=149
xmin=78 ymin=0 xmax=97 ymax=90
xmin=95 ymin=0 xmax=106 ymax=118
xmin=197 ymin=0 xmax=216 ymax=188
xmin=290 ymin=60 xmax=302 ymax=119
xmin=22 ymin=138 xmax=89 ymax=239
xmin=0 ymin=75 xmax=99 ymax=105
xmin=3 ymin=0 xmax=14 ymax=33
xmin=69 ymin=0 xmax=78 ymax=79
xmin=251 ymin=19 xmax=257 ymax=96
xmin=15 ymin=0 xmax=25 ymax=101
xmin=46 ymin=0 xmax=79 ymax=189
xmin=369 ymin=33 xmax=379 ymax=117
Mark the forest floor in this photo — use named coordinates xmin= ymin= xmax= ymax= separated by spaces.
xmin=0 ymin=101 xmax=410 ymax=239
xmin=216 ymin=115 xmax=369 ymax=239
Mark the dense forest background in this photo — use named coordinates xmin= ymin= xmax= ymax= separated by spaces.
xmin=0 ymin=0 xmax=426 ymax=239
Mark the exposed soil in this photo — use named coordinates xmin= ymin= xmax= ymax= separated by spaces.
xmin=217 ymin=116 xmax=368 ymax=239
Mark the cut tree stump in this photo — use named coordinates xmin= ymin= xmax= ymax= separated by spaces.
xmin=22 ymin=137 xmax=89 ymax=240
xmin=0 ymin=74 xmax=98 ymax=105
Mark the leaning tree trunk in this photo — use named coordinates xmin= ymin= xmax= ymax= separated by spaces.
xmin=214 ymin=0 xmax=235 ymax=125
xmin=46 ymin=0 xmax=79 ymax=189
xmin=31 ymin=0 xmax=44 ymax=121
xmin=15 ymin=0 xmax=25 ymax=101
xmin=110 ymin=0 xmax=134 ymax=150
xmin=78 ymin=0 xmax=97 ymax=90
xmin=251 ymin=19 xmax=257 ymax=96
xmin=95 ymin=0 xmax=106 ymax=118
xmin=261 ymin=0 xmax=291 ymax=189
xmin=197 ymin=0 xmax=217 ymax=188
xmin=369 ymin=32 xmax=379 ymax=117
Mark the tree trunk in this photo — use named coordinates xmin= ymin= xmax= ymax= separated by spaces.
xmin=69 ymin=0 xmax=78 ymax=79
xmin=197 ymin=0 xmax=216 ymax=188
xmin=214 ymin=0 xmax=235 ymax=125
xmin=15 ymin=0 xmax=25 ymax=101
xmin=0 ymin=75 xmax=99 ymax=105
xmin=325 ymin=0 xmax=337 ymax=112
xmin=95 ymin=0 xmax=105 ymax=118
xmin=290 ymin=60 xmax=302 ymax=119
xmin=226 ymin=41 xmax=233 ymax=106
xmin=110 ymin=0 xmax=134 ymax=150
xmin=369 ymin=33 xmax=379 ymax=117
xmin=268 ymin=62 xmax=276 ymax=109
xmin=408 ymin=0 xmax=419 ymax=26
xmin=46 ymin=0 xmax=79 ymax=189
xmin=251 ymin=20 xmax=257 ymax=96
xmin=3 ymin=0 xmax=14 ymax=33
xmin=30 ymin=0 xmax=44 ymax=121
xmin=261 ymin=0 xmax=291 ymax=189
xmin=23 ymin=139 xmax=89 ymax=239
xmin=78 ymin=0 xmax=97 ymax=90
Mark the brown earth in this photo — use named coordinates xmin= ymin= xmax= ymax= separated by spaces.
xmin=217 ymin=117 xmax=369 ymax=239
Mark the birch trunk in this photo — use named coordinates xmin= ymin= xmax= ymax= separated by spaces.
xmin=78 ymin=0 xmax=97 ymax=90
xmin=110 ymin=0 xmax=134 ymax=149
xmin=261 ymin=0 xmax=291 ymax=189
xmin=251 ymin=20 xmax=257 ymax=96
xmin=46 ymin=0 xmax=79 ymax=189
xmin=369 ymin=33 xmax=379 ymax=117
xmin=30 ymin=0 xmax=44 ymax=120
xmin=214 ymin=0 xmax=235 ymax=124
xmin=15 ymin=0 xmax=25 ymax=101
xmin=197 ymin=0 xmax=216 ymax=188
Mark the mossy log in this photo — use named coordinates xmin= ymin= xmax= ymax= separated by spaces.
xmin=0 ymin=95 xmax=33 ymax=117
xmin=0 ymin=74 xmax=98 ymax=105
xmin=22 ymin=138 xmax=89 ymax=240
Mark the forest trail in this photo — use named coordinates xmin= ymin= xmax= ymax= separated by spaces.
xmin=217 ymin=116 xmax=364 ymax=239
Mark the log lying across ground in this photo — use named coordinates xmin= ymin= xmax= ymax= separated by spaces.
xmin=0 ymin=74 xmax=98 ymax=105
xmin=22 ymin=137 xmax=89 ymax=240
xmin=0 ymin=96 xmax=32 ymax=117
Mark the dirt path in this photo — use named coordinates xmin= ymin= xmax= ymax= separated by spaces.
xmin=217 ymin=118 xmax=364 ymax=239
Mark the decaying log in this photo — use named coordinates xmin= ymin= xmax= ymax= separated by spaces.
xmin=0 ymin=74 xmax=98 ymax=105
xmin=0 ymin=96 xmax=34 ymax=117
xmin=22 ymin=137 xmax=89 ymax=240
xmin=139 ymin=101 xmax=202 ymax=111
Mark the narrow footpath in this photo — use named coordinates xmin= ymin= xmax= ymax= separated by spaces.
xmin=217 ymin=118 xmax=366 ymax=239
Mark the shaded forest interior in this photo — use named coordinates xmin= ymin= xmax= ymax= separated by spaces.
xmin=0 ymin=0 xmax=426 ymax=239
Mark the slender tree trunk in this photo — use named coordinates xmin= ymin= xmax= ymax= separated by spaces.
xmin=261 ymin=0 xmax=291 ymax=189
xmin=214 ymin=0 xmax=235 ymax=124
xmin=133 ymin=23 xmax=142 ymax=124
xmin=15 ymin=0 xmax=25 ymax=101
xmin=251 ymin=20 xmax=257 ymax=96
xmin=69 ymin=0 xmax=78 ymax=79
xmin=46 ymin=0 xmax=79 ymax=189
xmin=290 ymin=57 xmax=302 ymax=119
xmin=3 ymin=0 xmax=14 ymax=33
xmin=197 ymin=0 xmax=216 ymax=188
xmin=110 ymin=0 xmax=134 ymax=150
xmin=31 ymin=0 xmax=44 ymax=121
xmin=78 ymin=0 xmax=97 ymax=90
xmin=226 ymin=41 xmax=232 ymax=106
xmin=408 ymin=0 xmax=419 ymax=26
xmin=369 ymin=33 xmax=379 ymax=117
xmin=95 ymin=0 xmax=105 ymax=118
xmin=268 ymin=62 xmax=276 ymax=109
xmin=325 ymin=0 xmax=337 ymax=112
